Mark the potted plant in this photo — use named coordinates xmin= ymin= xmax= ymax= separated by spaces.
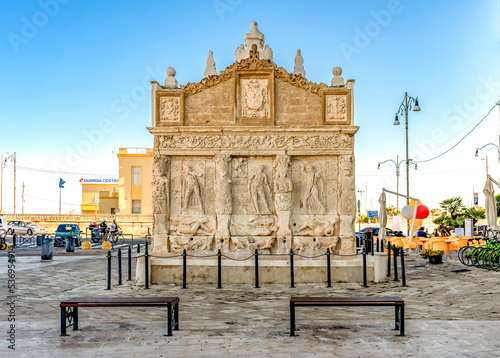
xmin=421 ymin=249 xmax=445 ymax=264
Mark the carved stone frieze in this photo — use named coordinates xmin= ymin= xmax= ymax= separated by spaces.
xmin=231 ymin=215 xmax=277 ymax=236
xmin=156 ymin=133 xmax=352 ymax=150
xmin=170 ymin=215 xmax=215 ymax=236
xmin=301 ymin=164 xmax=326 ymax=215
xmin=295 ymin=215 xmax=337 ymax=237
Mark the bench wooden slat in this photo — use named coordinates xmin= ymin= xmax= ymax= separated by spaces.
xmin=61 ymin=297 xmax=178 ymax=305
xmin=291 ymin=296 xmax=404 ymax=305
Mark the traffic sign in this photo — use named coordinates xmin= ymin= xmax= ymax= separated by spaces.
xmin=114 ymin=208 xmax=120 ymax=214
xmin=367 ymin=210 xmax=378 ymax=219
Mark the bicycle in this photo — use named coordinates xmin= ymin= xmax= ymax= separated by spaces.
xmin=110 ymin=230 xmax=124 ymax=245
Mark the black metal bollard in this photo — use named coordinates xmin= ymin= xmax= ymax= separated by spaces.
xmin=106 ymin=251 xmax=112 ymax=290
xmin=137 ymin=243 xmax=140 ymax=254
xmin=362 ymin=246 xmax=367 ymax=287
xmin=182 ymin=249 xmax=187 ymax=289
xmin=393 ymin=246 xmax=398 ymax=281
xmin=144 ymin=244 xmax=150 ymax=289
xmin=127 ymin=245 xmax=132 ymax=281
xmin=371 ymin=237 xmax=374 ymax=256
xmin=254 ymin=249 xmax=259 ymax=288
xmin=387 ymin=241 xmax=391 ymax=277
xmin=289 ymin=249 xmax=295 ymax=288
xmin=217 ymin=249 xmax=222 ymax=289
xmin=13 ymin=233 xmax=16 ymax=248
xmin=376 ymin=237 xmax=380 ymax=252
xmin=400 ymin=248 xmax=406 ymax=286
xmin=145 ymin=241 xmax=148 ymax=254
xmin=326 ymin=248 xmax=331 ymax=287
xmin=117 ymin=248 xmax=123 ymax=285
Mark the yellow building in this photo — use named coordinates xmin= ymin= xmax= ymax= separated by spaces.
xmin=80 ymin=179 xmax=119 ymax=214
xmin=80 ymin=148 xmax=153 ymax=215
xmin=117 ymin=148 xmax=153 ymax=215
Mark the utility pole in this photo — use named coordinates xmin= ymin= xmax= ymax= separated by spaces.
xmin=22 ymin=182 xmax=25 ymax=214
xmin=13 ymin=152 xmax=16 ymax=218
xmin=1 ymin=154 xmax=3 ymax=214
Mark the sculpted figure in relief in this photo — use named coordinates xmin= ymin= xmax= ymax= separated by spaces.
xmin=302 ymin=164 xmax=326 ymax=215
xmin=339 ymin=156 xmax=356 ymax=215
xmin=152 ymin=155 xmax=170 ymax=235
xmin=182 ymin=164 xmax=203 ymax=213
xmin=274 ymin=155 xmax=293 ymax=211
xmin=248 ymin=165 xmax=272 ymax=214
xmin=171 ymin=216 xmax=214 ymax=236
xmin=297 ymin=216 xmax=335 ymax=237
xmin=232 ymin=216 xmax=277 ymax=236
xmin=215 ymin=154 xmax=232 ymax=215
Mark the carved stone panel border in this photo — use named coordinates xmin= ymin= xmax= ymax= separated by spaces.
xmin=235 ymin=70 xmax=274 ymax=126
xmin=155 ymin=90 xmax=184 ymax=126
xmin=321 ymin=88 xmax=352 ymax=125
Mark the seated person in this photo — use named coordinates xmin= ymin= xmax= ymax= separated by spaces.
xmin=413 ymin=227 xmax=427 ymax=238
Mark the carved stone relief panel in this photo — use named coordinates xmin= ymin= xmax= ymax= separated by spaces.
xmin=169 ymin=215 xmax=216 ymax=236
xmin=160 ymin=97 xmax=180 ymax=122
xmin=293 ymin=215 xmax=338 ymax=237
xmin=231 ymin=157 xmax=274 ymax=215
xmin=326 ymin=95 xmax=346 ymax=122
xmin=230 ymin=215 xmax=278 ymax=236
xmin=339 ymin=155 xmax=356 ymax=216
xmin=170 ymin=157 xmax=215 ymax=218
xmin=241 ymin=78 xmax=269 ymax=118
xmin=152 ymin=154 xmax=171 ymax=236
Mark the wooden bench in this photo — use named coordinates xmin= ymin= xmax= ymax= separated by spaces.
xmin=60 ymin=297 xmax=179 ymax=337
xmin=290 ymin=296 xmax=405 ymax=336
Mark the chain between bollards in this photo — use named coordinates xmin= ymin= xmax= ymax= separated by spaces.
xmin=289 ymin=249 xmax=295 ymax=288
xmin=144 ymin=243 xmax=149 ymax=289
xmin=127 ymin=245 xmax=132 ymax=281
xmin=217 ymin=249 xmax=222 ymax=289
xmin=117 ymin=248 xmax=123 ymax=286
xmin=400 ymin=247 xmax=406 ymax=286
xmin=182 ymin=249 xmax=187 ymax=289
xmin=254 ymin=249 xmax=259 ymax=288
xmin=106 ymin=250 xmax=112 ymax=290
xmin=326 ymin=248 xmax=331 ymax=287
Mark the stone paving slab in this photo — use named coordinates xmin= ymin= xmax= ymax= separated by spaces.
xmin=1 ymin=251 xmax=500 ymax=357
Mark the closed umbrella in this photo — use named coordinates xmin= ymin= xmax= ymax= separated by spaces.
xmin=483 ymin=179 xmax=497 ymax=229
xmin=378 ymin=192 xmax=387 ymax=245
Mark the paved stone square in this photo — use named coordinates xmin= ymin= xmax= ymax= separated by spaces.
xmin=1 ymin=250 xmax=500 ymax=357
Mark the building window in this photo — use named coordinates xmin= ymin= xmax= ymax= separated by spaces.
xmin=132 ymin=200 xmax=141 ymax=214
xmin=132 ymin=167 xmax=141 ymax=186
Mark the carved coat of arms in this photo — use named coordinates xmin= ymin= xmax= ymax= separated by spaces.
xmin=160 ymin=97 xmax=180 ymax=122
xmin=241 ymin=79 xmax=268 ymax=118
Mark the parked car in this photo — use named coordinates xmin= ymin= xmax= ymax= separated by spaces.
xmin=55 ymin=224 xmax=82 ymax=247
xmin=7 ymin=220 xmax=47 ymax=235
xmin=0 ymin=216 xmax=7 ymax=232
xmin=355 ymin=227 xmax=405 ymax=241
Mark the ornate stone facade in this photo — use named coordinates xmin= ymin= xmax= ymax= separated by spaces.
xmin=148 ymin=22 xmax=358 ymax=257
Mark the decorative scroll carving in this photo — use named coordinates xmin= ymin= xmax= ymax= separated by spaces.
xmin=302 ymin=164 xmax=326 ymax=215
xmin=159 ymin=97 xmax=180 ymax=122
xmin=152 ymin=155 xmax=170 ymax=235
xmin=326 ymin=95 xmax=347 ymax=122
xmin=181 ymin=45 xmax=327 ymax=97
xmin=241 ymin=78 xmax=269 ymax=118
xmin=182 ymin=164 xmax=204 ymax=214
xmin=248 ymin=165 xmax=272 ymax=214
xmin=157 ymin=134 xmax=352 ymax=150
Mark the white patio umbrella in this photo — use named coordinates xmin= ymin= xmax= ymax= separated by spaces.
xmin=483 ymin=179 xmax=497 ymax=228
xmin=378 ymin=192 xmax=387 ymax=245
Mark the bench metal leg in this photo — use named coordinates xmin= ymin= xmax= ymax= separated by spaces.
xmin=173 ymin=301 xmax=179 ymax=331
xmin=60 ymin=308 xmax=68 ymax=336
xmin=167 ymin=305 xmax=173 ymax=336
xmin=290 ymin=304 xmax=296 ymax=336
xmin=393 ymin=305 xmax=405 ymax=336
xmin=73 ymin=307 xmax=79 ymax=331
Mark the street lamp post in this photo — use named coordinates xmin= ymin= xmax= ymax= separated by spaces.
xmin=475 ymin=143 xmax=500 ymax=164
xmin=394 ymin=92 xmax=420 ymax=236
xmin=378 ymin=155 xmax=404 ymax=212
xmin=4 ymin=152 xmax=16 ymax=218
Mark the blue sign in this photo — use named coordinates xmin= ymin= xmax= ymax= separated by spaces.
xmin=367 ymin=210 xmax=378 ymax=219
xmin=59 ymin=178 xmax=66 ymax=188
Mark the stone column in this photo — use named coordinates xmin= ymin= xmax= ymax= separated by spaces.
xmin=338 ymin=155 xmax=356 ymax=255
xmin=152 ymin=153 xmax=171 ymax=252
xmin=215 ymin=154 xmax=232 ymax=252
xmin=274 ymin=155 xmax=293 ymax=247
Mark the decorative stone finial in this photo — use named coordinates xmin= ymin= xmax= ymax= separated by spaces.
xmin=164 ymin=67 xmax=178 ymax=88
xmin=293 ymin=49 xmax=306 ymax=77
xmin=204 ymin=50 xmax=217 ymax=77
xmin=235 ymin=21 xmax=273 ymax=62
xmin=331 ymin=66 xmax=344 ymax=87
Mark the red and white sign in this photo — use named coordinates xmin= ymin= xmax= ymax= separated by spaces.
xmin=114 ymin=208 xmax=120 ymax=214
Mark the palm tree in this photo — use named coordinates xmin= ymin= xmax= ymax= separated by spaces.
xmin=439 ymin=197 xmax=465 ymax=220
xmin=464 ymin=207 xmax=485 ymax=227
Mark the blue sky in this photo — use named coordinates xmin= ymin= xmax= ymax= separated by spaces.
xmin=0 ymin=0 xmax=499 ymax=214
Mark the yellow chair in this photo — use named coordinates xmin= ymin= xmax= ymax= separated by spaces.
xmin=430 ymin=239 xmax=448 ymax=255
